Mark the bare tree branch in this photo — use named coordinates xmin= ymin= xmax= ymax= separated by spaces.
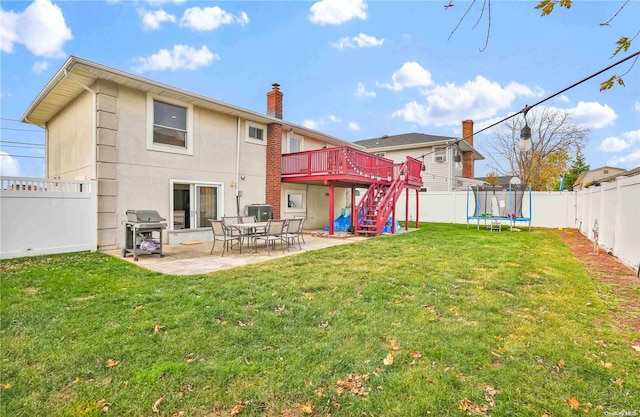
xmin=448 ymin=0 xmax=477 ymax=42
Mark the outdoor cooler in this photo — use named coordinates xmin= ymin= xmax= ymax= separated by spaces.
xmin=123 ymin=209 xmax=167 ymax=261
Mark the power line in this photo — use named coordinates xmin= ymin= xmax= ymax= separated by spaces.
xmin=0 ymin=144 xmax=46 ymax=150
xmin=0 ymin=140 xmax=45 ymax=147
xmin=1 ymin=154 xmax=45 ymax=159
xmin=0 ymin=117 xmax=23 ymax=122
xmin=0 ymin=127 xmax=44 ymax=132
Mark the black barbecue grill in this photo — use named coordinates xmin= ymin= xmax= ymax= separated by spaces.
xmin=123 ymin=209 xmax=167 ymax=261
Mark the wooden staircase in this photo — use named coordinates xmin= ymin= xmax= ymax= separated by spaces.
xmin=354 ymin=163 xmax=408 ymax=236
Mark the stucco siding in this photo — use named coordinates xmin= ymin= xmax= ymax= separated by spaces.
xmin=46 ymin=90 xmax=94 ymax=180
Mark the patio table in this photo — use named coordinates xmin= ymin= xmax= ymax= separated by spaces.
xmin=231 ymin=222 xmax=269 ymax=253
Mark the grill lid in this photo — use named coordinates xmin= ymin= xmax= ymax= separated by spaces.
xmin=126 ymin=209 xmax=166 ymax=223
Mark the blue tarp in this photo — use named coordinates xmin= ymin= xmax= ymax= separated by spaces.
xmin=324 ymin=212 xmax=401 ymax=234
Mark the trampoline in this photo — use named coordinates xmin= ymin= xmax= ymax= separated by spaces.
xmin=466 ymin=184 xmax=531 ymax=230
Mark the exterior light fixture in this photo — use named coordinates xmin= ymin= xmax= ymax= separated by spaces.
xmin=421 ymin=156 xmax=426 ymax=171
xmin=518 ymin=105 xmax=533 ymax=152
xmin=454 ymin=153 xmax=462 ymax=164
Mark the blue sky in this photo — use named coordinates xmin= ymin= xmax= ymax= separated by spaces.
xmin=1 ymin=0 xmax=639 ymax=178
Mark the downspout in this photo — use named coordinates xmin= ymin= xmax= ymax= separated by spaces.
xmin=236 ymin=117 xmax=241 ymax=215
xmin=64 ymin=69 xmax=97 ymax=180
xmin=447 ymin=140 xmax=453 ymax=192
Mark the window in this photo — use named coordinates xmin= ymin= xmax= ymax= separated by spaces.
xmin=288 ymin=135 xmax=302 ymax=153
xmin=147 ymin=94 xmax=193 ymax=155
xmin=433 ymin=147 xmax=447 ymax=163
xmin=171 ymin=180 xmax=223 ymax=230
xmin=284 ymin=189 xmax=306 ymax=213
xmin=246 ymin=122 xmax=267 ymax=145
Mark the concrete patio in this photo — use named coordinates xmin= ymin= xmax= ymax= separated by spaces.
xmin=105 ymin=231 xmax=369 ymax=275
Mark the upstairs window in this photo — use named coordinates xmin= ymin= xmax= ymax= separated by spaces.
xmin=147 ymin=94 xmax=193 ymax=155
xmin=246 ymin=122 xmax=267 ymax=146
xmin=288 ymin=135 xmax=302 ymax=153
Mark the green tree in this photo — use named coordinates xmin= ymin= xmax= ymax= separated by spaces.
xmin=563 ymin=148 xmax=590 ymax=191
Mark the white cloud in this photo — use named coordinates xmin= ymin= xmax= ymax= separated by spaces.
xmin=331 ymin=33 xmax=383 ymax=50
xmin=624 ymin=129 xmax=640 ymax=143
xmin=180 ymin=6 xmax=249 ymax=31
xmin=634 ymin=102 xmax=640 ymax=112
xmin=569 ymin=101 xmax=617 ymax=129
xmin=348 ymin=122 xmax=361 ymax=131
xmin=599 ymin=136 xmax=630 ymax=152
xmin=133 ymin=45 xmax=219 ymax=73
xmin=328 ymin=115 xmax=341 ymax=123
xmin=309 ymin=0 xmax=367 ymax=25
xmin=32 ymin=61 xmax=48 ymax=73
xmin=0 ymin=152 xmax=21 ymax=176
xmin=138 ymin=9 xmax=176 ymax=30
xmin=393 ymin=75 xmax=541 ymax=127
xmin=354 ymin=82 xmax=375 ymax=98
xmin=377 ymin=61 xmax=433 ymax=91
xmin=0 ymin=0 xmax=72 ymax=58
xmin=557 ymin=95 xmax=570 ymax=103
xmin=607 ymin=151 xmax=640 ymax=168
xmin=302 ymin=119 xmax=319 ymax=130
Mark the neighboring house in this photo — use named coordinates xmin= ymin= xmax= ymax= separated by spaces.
xmin=353 ymin=121 xmax=485 ymax=192
xmin=21 ymin=56 xmax=421 ymax=249
xmin=573 ymin=166 xmax=626 ymax=191
xmin=587 ymin=166 xmax=640 ymax=187
xmin=474 ymin=175 xmax=513 ymax=188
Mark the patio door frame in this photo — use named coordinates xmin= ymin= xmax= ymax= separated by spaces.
xmin=169 ymin=179 xmax=224 ymax=231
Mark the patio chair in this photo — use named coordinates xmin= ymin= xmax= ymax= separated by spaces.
xmin=209 ymin=219 xmax=241 ymax=257
xmin=281 ymin=218 xmax=303 ymax=250
xmin=222 ymin=216 xmax=243 ymax=244
xmin=293 ymin=216 xmax=306 ymax=243
xmin=254 ymin=219 xmax=287 ymax=255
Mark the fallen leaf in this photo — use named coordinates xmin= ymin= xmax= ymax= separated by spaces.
xmin=613 ymin=378 xmax=624 ymax=387
xmin=383 ymin=353 xmax=394 ymax=366
xmin=318 ymin=321 xmax=329 ymax=328
xmin=0 ymin=383 xmax=11 ymax=390
xmin=409 ymin=351 xmax=422 ymax=358
xmin=335 ymin=373 xmax=369 ymax=396
xmin=154 ymin=324 xmax=164 ymax=333
xmin=152 ymin=395 xmax=165 ymax=413
xmin=484 ymin=385 xmax=498 ymax=407
xmin=631 ymin=345 xmax=640 ymax=352
xmin=134 ymin=305 xmax=143 ymax=311
xmin=567 ymin=397 xmax=580 ymax=410
xmin=186 ymin=358 xmax=195 ymax=364
xmin=229 ymin=404 xmax=243 ymax=415
xmin=558 ymin=359 xmax=565 ymax=368
xmin=106 ymin=359 xmax=120 ymax=368
xmin=299 ymin=403 xmax=313 ymax=414
xmin=459 ymin=399 xmax=488 ymax=415
xmin=393 ymin=299 xmax=402 ymax=304
xmin=602 ymin=361 xmax=613 ymax=369
xmin=275 ymin=305 xmax=285 ymax=313
xmin=387 ymin=338 xmax=401 ymax=351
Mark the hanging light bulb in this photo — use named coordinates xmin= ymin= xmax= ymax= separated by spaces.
xmin=518 ymin=105 xmax=533 ymax=152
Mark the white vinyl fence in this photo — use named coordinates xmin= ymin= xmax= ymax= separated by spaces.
xmin=396 ymin=176 xmax=640 ymax=270
xmin=0 ymin=177 xmax=97 ymax=260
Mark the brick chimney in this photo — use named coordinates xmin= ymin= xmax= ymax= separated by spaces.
xmin=267 ymin=83 xmax=283 ymax=119
xmin=461 ymin=119 xmax=474 ymax=179
xmin=265 ymin=84 xmax=283 ymax=218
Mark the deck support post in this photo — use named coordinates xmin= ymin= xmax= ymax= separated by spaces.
xmin=405 ymin=189 xmax=409 ymax=231
xmin=350 ymin=185 xmax=356 ymax=231
xmin=415 ymin=189 xmax=420 ymax=229
xmin=328 ymin=184 xmax=335 ymax=235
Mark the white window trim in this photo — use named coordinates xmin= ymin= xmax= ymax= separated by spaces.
xmin=147 ymin=94 xmax=194 ymax=156
xmin=288 ymin=132 xmax=303 ymax=153
xmin=433 ymin=147 xmax=447 ymax=163
xmin=169 ymin=179 xmax=224 ymax=231
xmin=246 ymin=121 xmax=267 ymax=146
xmin=284 ymin=189 xmax=306 ymax=214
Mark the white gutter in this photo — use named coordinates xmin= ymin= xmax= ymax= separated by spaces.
xmin=63 ymin=69 xmax=97 ymax=180
xmin=236 ymin=116 xmax=241 ymax=199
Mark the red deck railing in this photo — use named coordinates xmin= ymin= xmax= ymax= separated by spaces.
xmin=282 ymin=146 xmax=422 ymax=185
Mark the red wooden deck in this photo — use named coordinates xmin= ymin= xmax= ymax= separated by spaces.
xmin=281 ymin=146 xmax=422 ymax=189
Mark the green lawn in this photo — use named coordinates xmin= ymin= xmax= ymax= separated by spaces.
xmin=1 ymin=224 xmax=638 ymax=416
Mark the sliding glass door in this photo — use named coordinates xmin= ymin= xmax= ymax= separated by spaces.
xmin=171 ymin=180 xmax=222 ymax=230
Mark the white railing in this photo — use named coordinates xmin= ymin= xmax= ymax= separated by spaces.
xmin=0 ymin=176 xmax=97 ymax=259
xmin=1 ymin=176 xmax=93 ymax=193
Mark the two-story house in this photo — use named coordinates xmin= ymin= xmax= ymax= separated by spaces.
xmin=354 ymin=121 xmax=484 ymax=192
xmin=21 ymin=56 xmax=422 ymax=249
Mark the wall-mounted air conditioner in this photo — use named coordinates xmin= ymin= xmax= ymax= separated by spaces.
xmin=435 ymin=156 xmax=446 ymax=163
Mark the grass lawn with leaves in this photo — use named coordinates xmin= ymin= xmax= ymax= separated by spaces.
xmin=1 ymin=224 xmax=639 ymax=416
